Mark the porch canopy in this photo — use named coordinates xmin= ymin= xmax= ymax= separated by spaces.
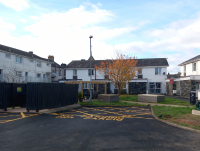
xmin=65 ymin=81 xmax=109 ymax=95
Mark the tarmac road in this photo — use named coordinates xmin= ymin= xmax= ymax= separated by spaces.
xmin=0 ymin=106 xmax=200 ymax=151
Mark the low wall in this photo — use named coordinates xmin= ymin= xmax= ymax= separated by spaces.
xmin=138 ymin=94 xmax=165 ymax=103
xmin=98 ymin=94 xmax=119 ymax=103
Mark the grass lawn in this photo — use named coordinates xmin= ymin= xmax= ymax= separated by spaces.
xmin=152 ymin=106 xmax=200 ymax=130
xmin=119 ymin=95 xmax=195 ymax=106
xmin=78 ymin=100 xmax=147 ymax=107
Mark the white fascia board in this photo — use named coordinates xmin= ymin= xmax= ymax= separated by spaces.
xmin=0 ymin=49 xmax=50 ymax=64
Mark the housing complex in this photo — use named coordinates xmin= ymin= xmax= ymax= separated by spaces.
xmin=0 ymin=44 xmax=51 ymax=83
xmin=64 ymin=58 xmax=169 ymax=95
xmin=166 ymin=54 xmax=200 ymax=98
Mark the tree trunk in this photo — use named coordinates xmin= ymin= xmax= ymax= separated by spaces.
xmin=118 ymin=87 xmax=121 ymax=96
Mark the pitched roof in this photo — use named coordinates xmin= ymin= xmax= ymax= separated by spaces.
xmin=0 ymin=44 xmax=49 ymax=62
xmin=66 ymin=58 xmax=169 ymax=68
xmin=178 ymin=54 xmax=200 ymax=66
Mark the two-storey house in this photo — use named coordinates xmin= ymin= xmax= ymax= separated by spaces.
xmin=166 ymin=54 xmax=200 ymax=98
xmin=48 ymin=55 xmax=67 ymax=83
xmin=65 ymin=58 xmax=169 ymax=95
xmin=0 ymin=44 xmax=51 ymax=83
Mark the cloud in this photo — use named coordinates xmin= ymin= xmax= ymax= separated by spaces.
xmin=0 ymin=3 xmax=137 ymax=65
xmin=0 ymin=0 xmax=29 ymax=11
xmin=0 ymin=17 xmax=16 ymax=31
xmin=20 ymin=19 xmax=27 ymax=23
xmin=114 ymin=14 xmax=200 ymax=73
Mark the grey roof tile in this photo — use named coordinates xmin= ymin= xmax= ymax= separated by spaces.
xmin=66 ymin=58 xmax=169 ymax=68
xmin=178 ymin=54 xmax=200 ymax=66
xmin=0 ymin=44 xmax=49 ymax=62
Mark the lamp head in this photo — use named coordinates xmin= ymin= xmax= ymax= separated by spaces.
xmin=89 ymin=35 xmax=93 ymax=38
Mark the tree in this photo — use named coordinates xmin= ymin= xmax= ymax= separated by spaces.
xmin=3 ymin=66 xmax=23 ymax=83
xmin=94 ymin=53 xmax=140 ymax=96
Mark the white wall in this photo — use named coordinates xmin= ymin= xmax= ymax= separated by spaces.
xmin=66 ymin=66 xmax=168 ymax=94
xmin=180 ymin=61 xmax=200 ymax=76
xmin=0 ymin=50 xmax=51 ymax=82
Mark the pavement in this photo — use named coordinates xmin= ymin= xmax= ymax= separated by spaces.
xmin=121 ymin=100 xmax=194 ymax=107
xmin=1 ymin=106 xmax=200 ymax=151
xmin=0 ymin=104 xmax=81 ymax=113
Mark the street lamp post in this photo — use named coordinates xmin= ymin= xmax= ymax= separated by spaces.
xmin=89 ymin=35 xmax=93 ymax=104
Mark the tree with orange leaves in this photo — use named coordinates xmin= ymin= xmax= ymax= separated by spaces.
xmin=94 ymin=53 xmax=139 ymax=96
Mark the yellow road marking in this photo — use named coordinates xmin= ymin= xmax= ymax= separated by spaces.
xmin=21 ymin=112 xmax=26 ymax=118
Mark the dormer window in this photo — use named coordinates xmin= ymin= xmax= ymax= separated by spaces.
xmin=193 ymin=63 xmax=196 ymax=71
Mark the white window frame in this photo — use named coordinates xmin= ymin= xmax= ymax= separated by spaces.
xmin=16 ymin=56 xmax=22 ymax=64
xmin=59 ymin=70 xmax=62 ymax=76
xmin=88 ymin=69 xmax=94 ymax=76
xmin=5 ymin=54 xmax=11 ymax=59
xmin=37 ymin=61 xmax=42 ymax=67
xmin=193 ymin=63 xmax=196 ymax=71
xmin=73 ymin=70 xmax=77 ymax=76
xmin=184 ymin=65 xmax=186 ymax=72
xmin=149 ymin=82 xmax=162 ymax=94
xmin=16 ymin=71 xmax=22 ymax=77
xmin=155 ymin=68 xmax=161 ymax=75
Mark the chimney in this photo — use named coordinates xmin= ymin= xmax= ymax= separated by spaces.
xmin=48 ymin=55 xmax=54 ymax=61
xmin=29 ymin=51 xmax=33 ymax=54
xmin=61 ymin=63 xmax=67 ymax=67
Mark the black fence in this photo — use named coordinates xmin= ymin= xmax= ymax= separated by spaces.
xmin=26 ymin=83 xmax=78 ymax=111
xmin=0 ymin=83 xmax=78 ymax=112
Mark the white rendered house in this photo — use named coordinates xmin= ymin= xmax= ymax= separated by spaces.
xmin=165 ymin=54 xmax=200 ymax=98
xmin=0 ymin=44 xmax=51 ymax=83
xmin=64 ymin=58 xmax=169 ymax=95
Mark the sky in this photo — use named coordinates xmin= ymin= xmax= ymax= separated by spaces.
xmin=0 ymin=0 xmax=200 ymax=73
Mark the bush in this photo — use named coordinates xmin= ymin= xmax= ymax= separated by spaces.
xmin=78 ymin=91 xmax=82 ymax=99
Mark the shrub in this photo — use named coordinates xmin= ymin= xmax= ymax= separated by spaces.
xmin=78 ymin=91 xmax=82 ymax=99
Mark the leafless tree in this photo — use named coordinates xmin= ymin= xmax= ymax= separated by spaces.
xmin=3 ymin=66 xmax=23 ymax=83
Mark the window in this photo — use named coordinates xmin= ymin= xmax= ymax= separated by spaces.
xmin=16 ymin=71 xmax=22 ymax=76
xmin=193 ymin=63 xmax=196 ymax=71
xmin=73 ymin=70 xmax=77 ymax=76
xmin=37 ymin=61 xmax=41 ymax=67
xmin=25 ymin=72 xmax=28 ymax=76
xmin=47 ymin=63 xmax=49 ymax=66
xmin=149 ymin=82 xmax=162 ymax=94
xmin=43 ymin=74 xmax=45 ymax=78
xmin=5 ymin=54 xmax=11 ymax=59
xmin=83 ymin=83 xmax=89 ymax=89
xmin=30 ymin=60 xmax=34 ymax=63
xmin=16 ymin=56 xmax=22 ymax=63
xmin=88 ymin=69 xmax=94 ymax=75
xmin=196 ymin=83 xmax=199 ymax=90
xmin=184 ymin=66 xmax=186 ymax=72
xmin=59 ymin=70 xmax=62 ymax=76
xmin=138 ymin=68 xmax=142 ymax=74
xmin=37 ymin=74 xmax=41 ymax=78
xmin=155 ymin=68 xmax=161 ymax=75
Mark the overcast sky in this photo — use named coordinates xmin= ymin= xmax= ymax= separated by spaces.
xmin=0 ymin=0 xmax=200 ymax=73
